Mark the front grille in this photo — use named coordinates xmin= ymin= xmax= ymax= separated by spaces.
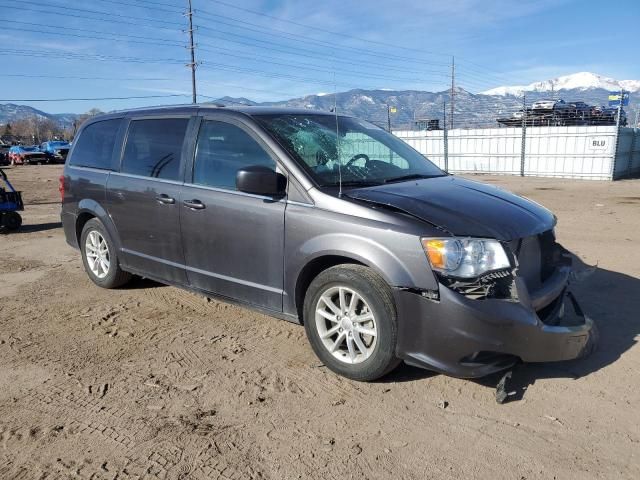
xmin=538 ymin=230 xmax=557 ymax=282
xmin=510 ymin=229 xmax=561 ymax=291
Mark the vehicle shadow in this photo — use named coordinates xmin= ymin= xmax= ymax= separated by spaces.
xmin=18 ymin=222 xmax=62 ymax=233
xmin=124 ymin=277 xmax=167 ymax=290
xmin=474 ymin=256 xmax=640 ymax=402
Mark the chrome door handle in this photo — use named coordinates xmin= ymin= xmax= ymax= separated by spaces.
xmin=183 ymin=199 xmax=205 ymax=210
xmin=156 ymin=194 xmax=175 ymax=205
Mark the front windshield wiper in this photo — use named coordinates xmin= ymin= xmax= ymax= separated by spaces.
xmin=325 ymin=180 xmax=383 ymax=188
xmin=382 ymin=173 xmax=444 ymax=184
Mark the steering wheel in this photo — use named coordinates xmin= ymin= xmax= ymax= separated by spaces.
xmin=346 ymin=153 xmax=370 ymax=167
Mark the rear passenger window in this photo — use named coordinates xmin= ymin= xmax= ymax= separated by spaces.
xmin=193 ymin=120 xmax=275 ymax=190
xmin=69 ymin=119 xmax=122 ymax=170
xmin=121 ymin=118 xmax=189 ymax=181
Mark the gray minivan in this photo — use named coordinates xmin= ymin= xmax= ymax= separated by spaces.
xmin=61 ymin=105 xmax=595 ymax=381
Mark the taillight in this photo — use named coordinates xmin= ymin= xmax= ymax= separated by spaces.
xmin=59 ymin=175 xmax=65 ymax=203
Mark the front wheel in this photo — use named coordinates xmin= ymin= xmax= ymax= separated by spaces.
xmin=80 ymin=218 xmax=131 ymax=288
xmin=303 ymin=264 xmax=401 ymax=381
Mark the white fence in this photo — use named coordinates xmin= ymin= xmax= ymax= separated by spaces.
xmin=393 ymin=126 xmax=640 ymax=180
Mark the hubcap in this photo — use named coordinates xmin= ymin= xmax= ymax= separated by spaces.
xmin=315 ymin=286 xmax=377 ymax=365
xmin=85 ymin=230 xmax=110 ymax=279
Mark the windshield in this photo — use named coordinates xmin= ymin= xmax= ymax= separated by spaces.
xmin=22 ymin=146 xmax=38 ymax=152
xmin=255 ymin=114 xmax=445 ymax=187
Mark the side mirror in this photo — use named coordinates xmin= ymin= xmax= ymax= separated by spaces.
xmin=236 ymin=165 xmax=287 ymax=197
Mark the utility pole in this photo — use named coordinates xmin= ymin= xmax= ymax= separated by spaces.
xmin=520 ymin=93 xmax=527 ymax=177
xmin=386 ymin=104 xmax=392 ymax=132
xmin=450 ymin=56 xmax=455 ymax=130
xmin=186 ymin=0 xmax=197 ymax=104
xmin=616 ymin=88 xmax=624 ymax=129
xmin=611 ymin=88 xmax=625 ymax=180
xmin=443 ymin=101 xmax=449 ymax=173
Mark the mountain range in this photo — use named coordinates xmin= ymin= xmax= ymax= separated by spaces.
xmin=1 ymin=72 xmax=638 ymax=131
xmin=482 ymin=72 xmax=640 ymax=96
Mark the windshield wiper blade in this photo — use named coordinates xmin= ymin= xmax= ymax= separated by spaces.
xmin=327 ymin=180 xmax=382 ymax=187
xmin=383 ymin=173 xmax=438 ymax=184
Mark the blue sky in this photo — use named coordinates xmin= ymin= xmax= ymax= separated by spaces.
xmin=1 ymin=0 xmax=639 ymax=113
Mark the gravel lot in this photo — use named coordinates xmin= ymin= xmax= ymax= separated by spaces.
xmin=1 ymin=165 xmax=639 ymax=479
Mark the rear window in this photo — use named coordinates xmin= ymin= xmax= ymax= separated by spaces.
xmin=121 ymin=118 xmax=189 ymax=181
xmin=69 ymin=119 xmax=122 ymax=170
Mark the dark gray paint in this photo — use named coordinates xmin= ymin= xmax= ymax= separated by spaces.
xmin=61 ymin=104 xmax=594 ymax=378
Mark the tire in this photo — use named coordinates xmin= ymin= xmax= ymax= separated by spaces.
xmin=80 ymin=218 xmax=131 ymax=289
xmin=303 ymin=264 xmax=401 ymax=381
xmin=1 ymin=212 xmax=22 ymax=231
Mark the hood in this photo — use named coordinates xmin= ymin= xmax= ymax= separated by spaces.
xmin=347 ymin=176 xmax=555 ymax=241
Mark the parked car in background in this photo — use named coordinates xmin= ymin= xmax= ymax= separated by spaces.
xmin=8 ymin=145 xmax=47 ymax=165
xmin=531 ymin=99 xmax=569 ymax=112
xmin=40 ymin=140 xmax=71 ymax=164
xmin=61 ymin=106 xmax=595 ymax=382
xmin=0 ymin=144 xmax=10 ymax=166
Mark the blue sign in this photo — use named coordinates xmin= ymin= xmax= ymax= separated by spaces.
xmin=608 ymin=92 xmax=630 ymax=107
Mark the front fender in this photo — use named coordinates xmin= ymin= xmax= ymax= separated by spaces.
xmin=298 ymin=233 xmax=419 ymax=288
xmin=283 ymin=209 xmax=440 ymax=317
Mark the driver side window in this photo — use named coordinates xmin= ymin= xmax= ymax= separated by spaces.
xmin=193 ymin=120 xmax=276 ymax=190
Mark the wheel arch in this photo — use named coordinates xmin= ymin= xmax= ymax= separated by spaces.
xmin=75 ymin=199 xmax=122 ymax=252
xmin=290 ymin=233 xmax=430 ymax=323
xmin=294 ymin=255 xmax=367 ymax=322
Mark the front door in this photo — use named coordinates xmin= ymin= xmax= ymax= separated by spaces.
xmin=107 ymin=117 xmax=191 ymax=284
xmin=180 ymin=118 xmax=286 ymax=311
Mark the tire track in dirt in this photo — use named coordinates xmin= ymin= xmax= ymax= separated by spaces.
xmin=137 ymin=283 xmax=612 ymax=478
xmin=136 ymin=286 xmax=453 ymax=478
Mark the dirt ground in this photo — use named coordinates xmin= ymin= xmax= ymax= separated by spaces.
xmin=0 ymin=165 xmax=638 ymax=480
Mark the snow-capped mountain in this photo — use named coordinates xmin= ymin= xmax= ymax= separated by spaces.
xmin=483 ymin=72 xmax=640 ymax=96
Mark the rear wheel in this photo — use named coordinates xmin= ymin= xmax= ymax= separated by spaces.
xmin=303 ymin=264 xmax=400 ymax=381
xmin=0 ymin=212 xmax=22 ymax=231
xmin=80 ymin=218 xmax=131 ymax=288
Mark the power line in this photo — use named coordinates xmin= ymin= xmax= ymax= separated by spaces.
xmin=0 ymin=3 xmax=180 ymax=32
xmin=0 ymin=94 xmax=190 ymax=102
xmin=0 ymin=73 xmax=174 ymax=81
xmin=7 ymin=20 xmax=183 ymax=45
xmin=205 ymin=0 xmax=451 ymax=58
xmin=83 ymin=0 xmax=452 ymax=69
xmin=0 ymin=48 xmax=186 ymax=65
xmin=5 ymin=0 xmax=183 ymax=27
xmin=196 ymin=47 xmax=448 ymax=84
xmin=1 ymin=25 xmax=184 ymax=48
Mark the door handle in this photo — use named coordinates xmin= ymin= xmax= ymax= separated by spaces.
xmin=156 ymin=194 xmax=175 ymax=205
xmin=183 ymin=199 xmax=205 ymax=210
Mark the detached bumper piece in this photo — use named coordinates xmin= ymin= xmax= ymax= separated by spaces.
xmin=394 ymin=281 xmax=595 ymax=378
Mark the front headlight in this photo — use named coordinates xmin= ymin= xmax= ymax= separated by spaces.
xmin=421 ymin=237 xmax=511 ymax=278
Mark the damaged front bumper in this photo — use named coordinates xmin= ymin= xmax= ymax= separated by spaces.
xmin=393 ymin=266 xmax=596 ymax=378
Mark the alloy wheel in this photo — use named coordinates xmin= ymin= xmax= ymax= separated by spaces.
xmin=315 ymin=286 xmax=378 ymax=364
xmin=85 ymin=230 xmax=110 ymax=279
